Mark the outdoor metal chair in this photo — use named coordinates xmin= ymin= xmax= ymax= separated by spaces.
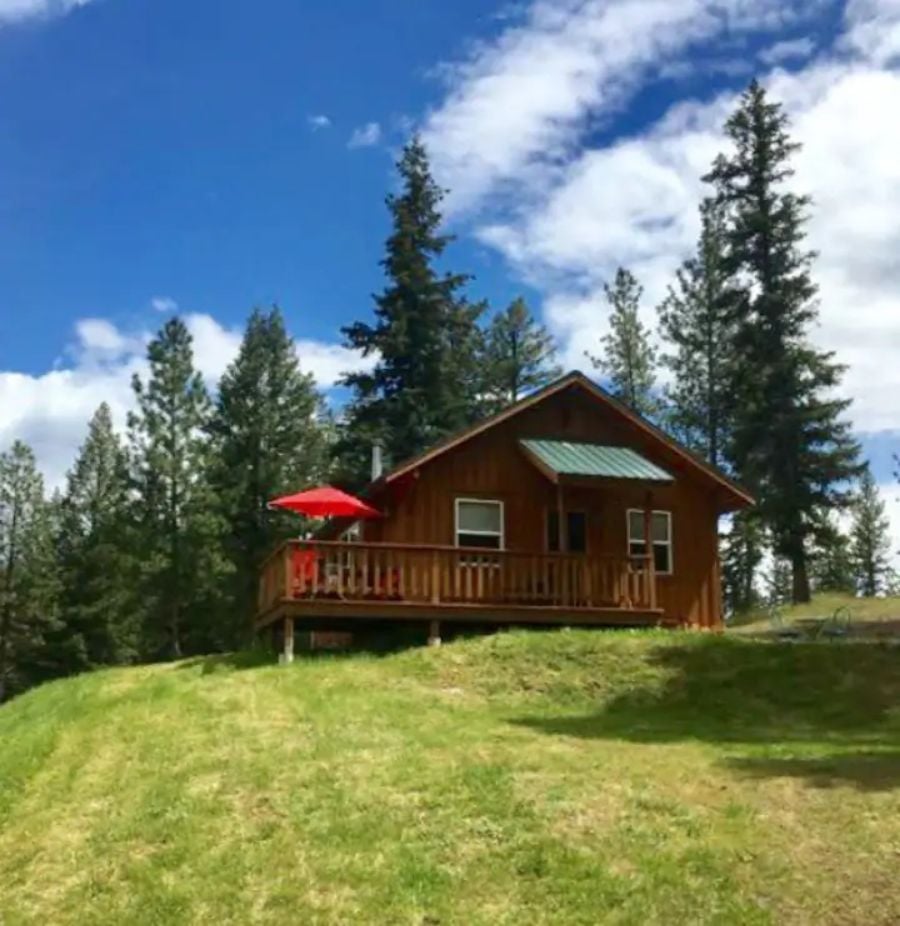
xmin=769 ymin=605 xmax=802 ymax=641
xmin=819 ymin=605 xmax=852 ymax=641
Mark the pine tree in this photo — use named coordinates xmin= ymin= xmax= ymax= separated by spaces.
xmin=56 ymin=403 xmax=137 ymax=669
xmin=810 ymin=516 xmax=855 ymax=595
xmin=0 ymin=442 xmax=58 ymax=701
xmin=588 ymin=267 xmax=658 ymax=418
xmin=338 ymin=136 xmax=484 ymax=484
xmin=721 ymin=511 xmax=765 ymax=615
xmin=849 ymin=467 xmax=893 ymax=597
xmin=705 ymin=81 xmax=861 ymax=603
xmin=128 ymin=318 xmax=231 ymax=658
xmin=764 ymin=556 xmax=793 ymax=607
xmin=658 ymin=199 xmax=737 ymax=467
xmin=481 ymin=297 xmax=562 ymax=411
xmin=211 ymin=307 xmax=329 ymax=636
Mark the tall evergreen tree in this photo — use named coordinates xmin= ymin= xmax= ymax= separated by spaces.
xmin=721 ymin=511 xmax=765 ymax=615
xmin=211 ymin=307 xmax=329 ymax=635
xmin=658 ymin=199 xmax=737 ymax=467
xmin=128 ymin=318 xmax=231 ymax=658
xmin=705 ymin=81 xmax=861 ymax=603
xmin=764 ymin=555 xmax=793 ymax=607
xmin=809 ymin=516 xmax=855 ymax=594
xmin=0 ymin=442 xmax=57 ymax=701
xmin=849 ymin=467 xmax=893 ymax=597
xmin=338 ymin=136 xmax=484 ymax=484
xmin=56 ymin=403 xmax=137 ymax=669
xmin=588 ymin=267 xmax=658 ymax=418
xmin=480 ymin=297 xmax=562 ymax=411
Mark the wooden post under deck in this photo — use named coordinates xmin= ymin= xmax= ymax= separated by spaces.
xmin=282 ymin=616 xmax=294 ymax=664
xmin=427 ymin=619 xmax=441 ymax=647
xmin=644 ymin=493 xmax=657 ymax=610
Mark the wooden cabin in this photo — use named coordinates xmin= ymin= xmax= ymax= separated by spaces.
xmin=256 ymin=371 xmax=753 ymax=653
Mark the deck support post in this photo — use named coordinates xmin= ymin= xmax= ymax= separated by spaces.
xmin=427 ymin=619 xmax=441 ymax=647
xmin=281 ymin=616 xmax=295 ymax=664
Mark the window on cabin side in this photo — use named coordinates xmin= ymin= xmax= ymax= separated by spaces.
xmin=627 ymin=509 xmax=673 ymax=574
xmin=455 ymin=499 xmax=504 ymax=549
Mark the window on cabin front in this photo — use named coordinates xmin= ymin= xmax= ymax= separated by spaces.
xmin=455 ymin=499 xmax=504 ymax=549
xmin=627 ymin=509 xmax=673 ymax=574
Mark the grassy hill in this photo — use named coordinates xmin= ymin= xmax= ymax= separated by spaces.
xmin=730 ymin=592 xmax=900 ymax=638
xmin=2 ymin=628 xmax=899 ymax=925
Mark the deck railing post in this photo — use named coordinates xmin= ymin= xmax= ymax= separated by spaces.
xmin=430 ymin=549 xmax=440 ymax=603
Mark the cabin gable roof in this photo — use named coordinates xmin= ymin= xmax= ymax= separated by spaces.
xmin=369 ymin=371 xmax=753 ymax=512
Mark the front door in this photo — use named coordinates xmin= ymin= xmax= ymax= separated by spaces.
xmin=546 ymin=509 xmax=587 ymax=553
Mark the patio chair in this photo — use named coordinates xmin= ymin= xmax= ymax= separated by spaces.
xmin=769 ymin=605 xmax=802 ymax=642
xmin=291 ymin=548 xmax=320 ymax=597
xmin=819 ymin=605 xmax=852 ymax=641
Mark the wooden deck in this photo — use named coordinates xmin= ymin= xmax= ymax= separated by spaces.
xmin=256 ymin=540 xmax=666 ymax=631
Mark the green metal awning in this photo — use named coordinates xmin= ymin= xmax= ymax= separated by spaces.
xmin=519 ymin=439 xmax=674 ymax=483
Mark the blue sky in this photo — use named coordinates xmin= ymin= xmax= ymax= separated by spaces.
xmin=1 ymin=0 xmax=899 ymax=524
xmin=0 ymin=0 xmax=521 ymax=370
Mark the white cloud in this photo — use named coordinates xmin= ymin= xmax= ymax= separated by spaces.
xmin=422 ymin=0 xmax=826 ymax=217
xmin=347 ymin=122 xmax=382 ymax=149
xmin=295 ymin=340 xmax=372 ymax=386
xmin=422 ymin=0 xmax=900 ymax=435
xmin=0 ymin=0 xmax=92 ymax=24
xmin=759 ymin=36 xmax=816 ymax=64
xmin=73 ymin=318 xmax=139 ymax=357
xmin=185 ymin=314 xmax=243 ymax=385
xmin=150 ymin=296 xmax=178 ymax=314
xmin=0 ymin=314 xmax=373 ymax=488
xmin=843 ymin=0 xmax=900 ymax=64
xmin=307 ymin=114 xmax=332 ymax=131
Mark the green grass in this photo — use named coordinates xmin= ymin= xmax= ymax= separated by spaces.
xmin=2 ymin=629 xmax=899 ymax=925
xmin=730 ymin=592 xmax=900 ymax=637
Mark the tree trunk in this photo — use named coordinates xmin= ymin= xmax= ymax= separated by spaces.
xmin=791 ymin=550 xmax=811 ymax=604
xmin=171 ymin=601 xmax=182 ymax=659
xmin=0 ymin=608 xmax=9 ymax=703
xmin=0 ymin=518 xmax=18 ymax=703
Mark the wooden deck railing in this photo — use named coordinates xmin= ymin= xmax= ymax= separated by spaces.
xmin=257 ymin=539 xmax=657 ymax=618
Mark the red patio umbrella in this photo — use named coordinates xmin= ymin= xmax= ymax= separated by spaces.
xmin=268 ymin=485 xmax=381 ymax=519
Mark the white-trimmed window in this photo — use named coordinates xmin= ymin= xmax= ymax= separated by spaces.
xmin=455 ymin=499 xmax=504 ymax=550
xmin=627 ymin=509 xmax=673 ymax=575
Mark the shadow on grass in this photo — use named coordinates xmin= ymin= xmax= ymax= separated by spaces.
xmin=176 ymin=650 xmax=276 ymax=673
xmin=511 ymin=637 xmax=900 ymax=790
xmin=724 ymin=751 xmax=900 ymax=792
xmin=176 ymin=629 xmax=429 ymax=674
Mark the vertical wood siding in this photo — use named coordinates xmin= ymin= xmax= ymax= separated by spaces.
xmin=362 ymin=385 xmax=725 ymax=629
